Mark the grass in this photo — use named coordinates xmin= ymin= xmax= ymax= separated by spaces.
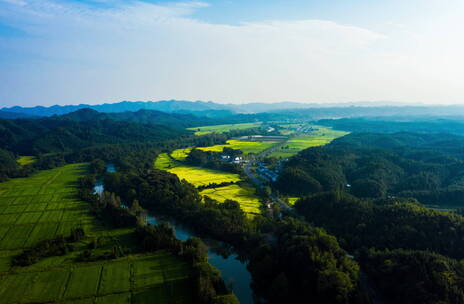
xmin=188 ymin=122 xmax=262 ymax=136
xmin=270 ymin=125 xmax=348 ymax=158
xmin=17 ymin=156 xmax=35 ymax=166
xmin=154 ymin=153 xmax=262 ymax=213
xmin=64 ymin=265 xmax=102 ymax=298
xmin=98 ymin=261 xmax=131 ymax=295
xmin=198 ymin=139 xmax=277 ymax=154
xmin=0 ymin=163 xmax=193 ymax=303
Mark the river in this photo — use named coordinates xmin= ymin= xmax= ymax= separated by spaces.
xmin=94 ymin=163 xmax=255 ymax=304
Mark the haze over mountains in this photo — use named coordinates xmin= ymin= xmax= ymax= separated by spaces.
xmin=3 ymin=100 xmax=464 ymax=119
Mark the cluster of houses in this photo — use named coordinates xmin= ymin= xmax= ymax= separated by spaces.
xmin=220 ymin=155 xmax=246 ymax=164
xmin=256 ymin=162 xmax=279 ymax=182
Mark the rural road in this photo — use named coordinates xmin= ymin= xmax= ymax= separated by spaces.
xmin=243 ymin=146 xmax=291 ymax=211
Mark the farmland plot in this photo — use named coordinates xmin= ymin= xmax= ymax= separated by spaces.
xmin=0 ymin=164 xmax=193 ymax=303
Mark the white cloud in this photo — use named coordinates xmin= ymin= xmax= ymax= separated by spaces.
xmin=0 ymin=0 xmax=463 ymax=106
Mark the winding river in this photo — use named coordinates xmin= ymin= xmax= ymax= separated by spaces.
xmin=94 ymin=164 xmax=255 ymax=304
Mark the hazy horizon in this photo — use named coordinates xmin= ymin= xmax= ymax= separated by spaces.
xmin=1 ymin=0 xmax=464 ymax=107
xmin=1 ymin=99 xmax=458 ymax=110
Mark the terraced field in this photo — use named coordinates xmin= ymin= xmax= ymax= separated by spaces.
xmin=270 ymin=125 xmax=348 ymax=158
xmin=198 ymin=139 xmax=277 ymax=155
xmin=155 ymin=151 xmax=262 ymax=214
xmin=188 ymin=122 xmax=262 ymax=136
xmin=0 ymin=164 xmax=192 ymax=303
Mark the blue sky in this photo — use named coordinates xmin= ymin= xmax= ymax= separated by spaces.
xmin=1 ymin=0 xmax=464 ymax=107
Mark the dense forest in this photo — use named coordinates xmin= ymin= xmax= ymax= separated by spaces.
xmin=317 ymin=117 xmax=464 ymax=135
xmin=275 ymin=132 xmax=464 ymax=206
xmin=103 ymin=169 xmax=368 ymax=303
xmin=275 ymin=131 xmax=464 ymax=303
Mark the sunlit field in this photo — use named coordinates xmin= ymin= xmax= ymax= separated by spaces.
xmin=198 ymin=139 xmax=277 ymax=154
xmin=155 ymin=153 xmax=241 ymax=186
xmin=188 ymin=122 xmax=262 ymax=135
xmin=155 ymin=152 xmax=261 ymax=214
xmin=171 ymin=148 xmax=193 ymax=161
xmin=200 ymin=184 xmax=261 ymax=214
xmin=287 ymin=197 xmax=300 ymax=206
xmin=0 ymin=164 xmax=192 ymax=303
xmin=271 ymin=125 xmax=348 ymax=158
xmin=17 ymin=156 xmax=35 ymax=166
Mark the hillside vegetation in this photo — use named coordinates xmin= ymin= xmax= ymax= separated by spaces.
xmin=275 ymin=132 xmax=464 ymax=207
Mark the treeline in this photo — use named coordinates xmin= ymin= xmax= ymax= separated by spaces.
xmin=103 ymin=169 xmax=368 ymax=303
xmin=13 ymin=228 xmax=85 ymax=266
xmin=275 ymin=132 xmax=464 ymax=206
xmin=136 ymin=225 xmax=239 ymax=303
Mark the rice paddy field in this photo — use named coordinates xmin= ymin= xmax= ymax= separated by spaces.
xmin=155 ymin=151 xmax=262 ymax=214
xmin=188 ymin=122 xmax=262 ymax=136
xmin=270 ymin=125 xmax=348 ymax=158
xmin=17 ymin=156 xmax=35 ymax=166
xmin=0 ymin=163 xmax=193 ymax=303
xmin=198 ymin=139 xmax=277 ymax=155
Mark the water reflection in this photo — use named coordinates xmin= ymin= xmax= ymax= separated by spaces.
xmin=96 ymin=163 xmax=255 ymax=303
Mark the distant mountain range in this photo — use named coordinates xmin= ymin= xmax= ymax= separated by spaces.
xmin=1 ymin=100 xmax=233 ymax=117
xmin=3 ymin=100 xmax=464 ymax=119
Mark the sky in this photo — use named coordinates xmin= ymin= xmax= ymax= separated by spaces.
xmin=1 ymin=0 xmax=464 ymax=107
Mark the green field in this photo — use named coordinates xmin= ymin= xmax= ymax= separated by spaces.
xmin=155 ymin=151 xmax=262 ymax=214
xmin=0 ymin=164 xmax=192 ymax=303
xmin=270 ymin=125 xmax=348 ymax=158
xmin=17 ymin=156 xmax=35 ymax=166
xmin=188 ymin=122 xmax=262 ymax=136
xmin=198 ymin=139 xmax=277 ymax=154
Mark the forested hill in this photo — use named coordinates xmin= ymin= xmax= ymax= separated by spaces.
xmin=317 ymin=117 xmax=464 ymax=135
xmin=275 ymin=132 xmax=464 ymax=206
xmin=59 ymin=108 xmax=220 ymax=128
xmin=0 ymin=110 xmax=38 ymax=119
xmin=0 ymin=115 xmax=188 ymax=155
